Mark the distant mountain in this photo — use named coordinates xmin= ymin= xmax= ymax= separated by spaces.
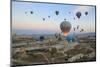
xmin=12 ymin=29 xmax=60 ymax=35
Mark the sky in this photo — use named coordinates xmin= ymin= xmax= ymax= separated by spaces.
xmin=12 ymin=1 xmax=96 ymax=35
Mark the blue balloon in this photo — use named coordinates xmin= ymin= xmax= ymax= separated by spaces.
xmin=66 ymin=33 xmax=75 ymax=42
xmin=40 ymin=36 xmax=45 ymax=41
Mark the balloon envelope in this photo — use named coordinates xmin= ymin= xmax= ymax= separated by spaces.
xmin=66 ymin=33 xmax=75 ymax=42
xmin=30 ymin=11 xmax=33 ymax=14
xmin=55 ymin=11 xmax=59 ymax=15
xmin=81 ymin=29 xmax=84 ymax=31
xmin=48 ymin=16 xmax=50 ymax=18
xmin=77 ymin=25 xmax=79 ymax=29
xmin=69 ymin=12 xmax=71 ymax=14
xmin=76 ymin=12 xmax=81 ymax=19
xmin=60 ymin=21 xmax=71 ymax=36
xmin=43 ymin=18 xmax=45 ymax=21
xmin=85 ymin=11 xmax=88 ymax=15
xmin=74 ymin=28 xmax=75 ymax=31
xmin=74 ymin=17 xmax=75 ymax=20
xmin=40 ymin=36 xmax=45 ymax=41
xmin=64 ymin=18 xmax=66 ymax=21
xmin=25 ymin=12 xmax=27 ymax=14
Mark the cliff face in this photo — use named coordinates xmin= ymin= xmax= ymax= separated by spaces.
xmin=11 ymin=33 xmax=96 ymax=66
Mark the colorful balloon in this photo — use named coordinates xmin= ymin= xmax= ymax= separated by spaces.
xmin=60 ymin=20 xmax=71 ymax=36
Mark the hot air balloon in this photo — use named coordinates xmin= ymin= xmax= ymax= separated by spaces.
xmin=66 ymin=33 xmax=75 ymax=42
xmin=69 ymin=12 xmax=71 ymax=14
xmin=80 ymin=29 xmax=84 ymax=32
xmin=43 ymin=18 xmax=45 ymax=21
xmin=64 ymin=18 xmax=66 ymax=21
xmin=30 ymin=11 xmax=33 ymax=14
xmin=25 ymin=12 xmax=27 ymax=14
xmin=60 ymin=20 xmax=71 ymax=36
xmin=81 ymin=29 xmax=84 ymax=31
xmin=85 ymin=11 xmax=88 ymax=15
xmin=55 ymin=33 xmax=58 ymax=38
xmin=55 ymin=11 xmax=59 ymax=15
xmin=40 ymin=36 xmax=45 ymax=41
xmin=74 ymin=28 xmax=75 ymax=31
xmin=77 ymin=25 xmax=79 ymax=29
xmin=76 ymin=12 xmax=81 ymax=19
xmin=48 ymin=16 xmax=50 ymax=18
xmin=74 ymin=17 xmax=75 ymax=20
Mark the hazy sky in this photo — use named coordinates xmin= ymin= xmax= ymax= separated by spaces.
xmin=12 ymin=1 xmax=96 ymax=35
